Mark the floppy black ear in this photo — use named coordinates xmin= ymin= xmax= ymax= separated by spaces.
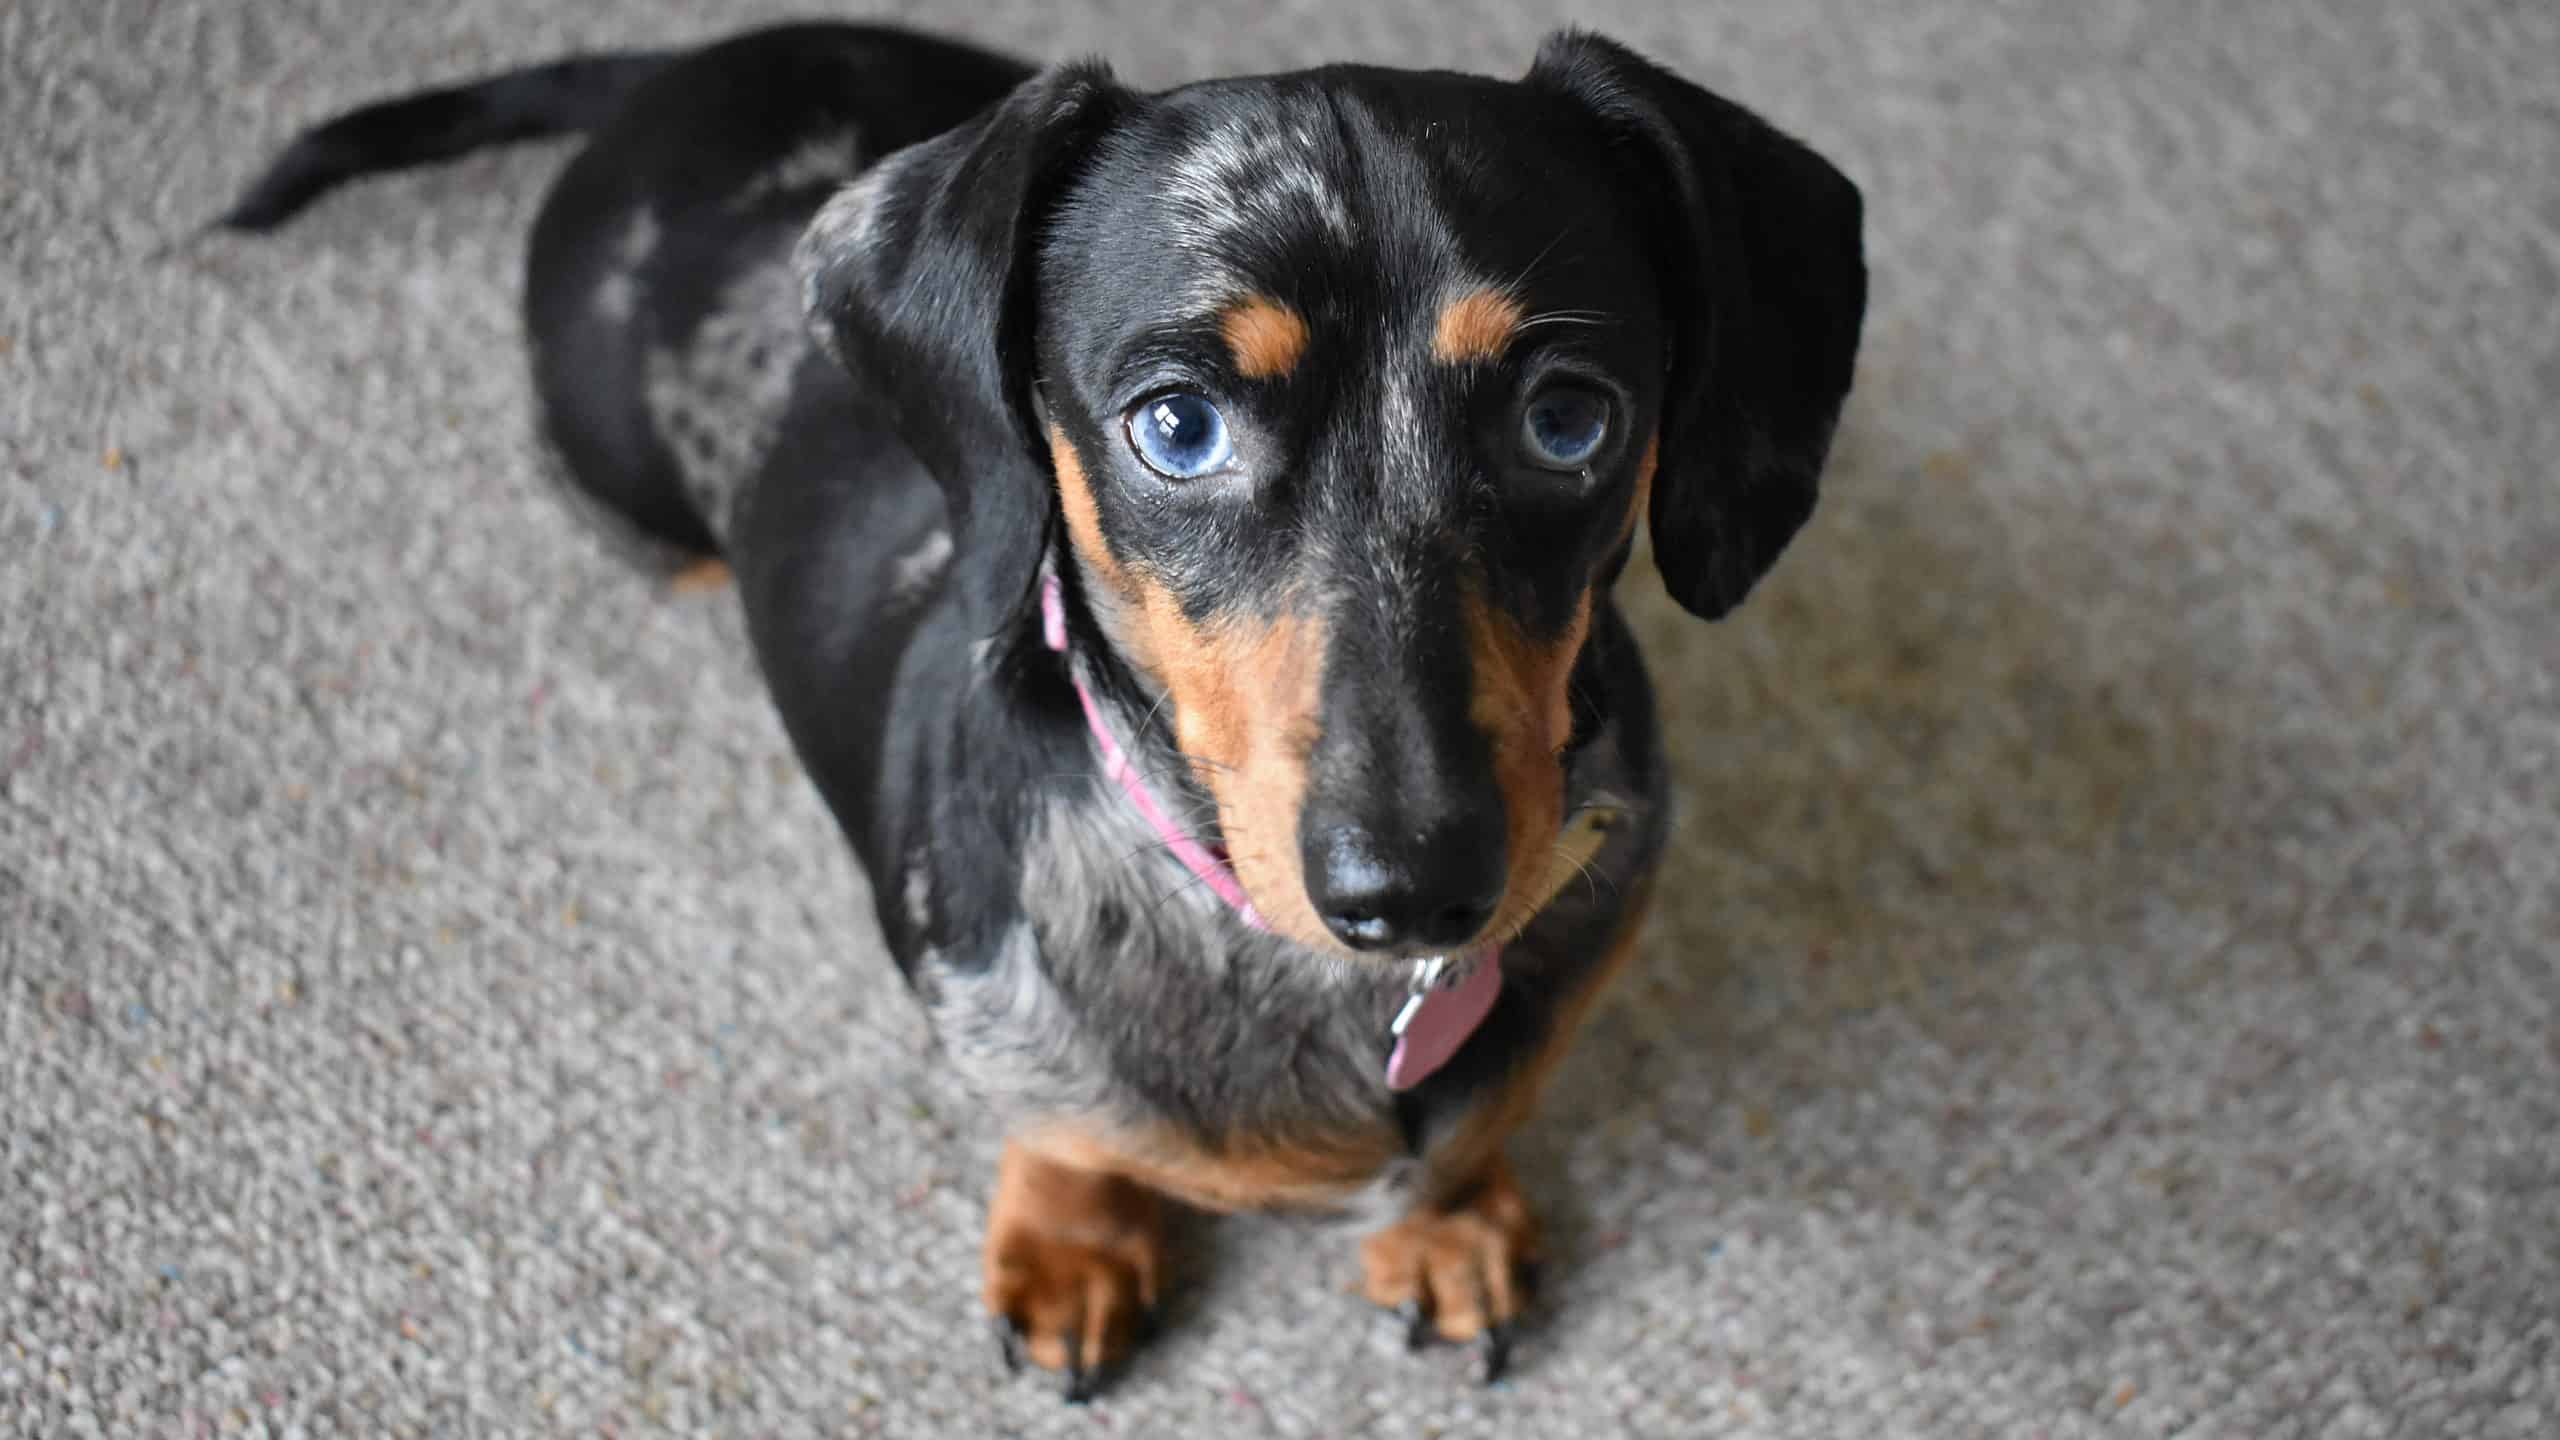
xmin=1529 ymin=32 xmax=1867 ymax=620
xmin=796 ymin=64 xmax=1129 ymax=624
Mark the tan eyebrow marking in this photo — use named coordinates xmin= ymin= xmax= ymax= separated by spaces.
xmin=1431 ymin=287 xmax=1525 ymax=365
xmin=1218 ymin=295 xmax=1312 ymax=380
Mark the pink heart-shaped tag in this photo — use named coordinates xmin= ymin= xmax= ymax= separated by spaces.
xmin=1385 ymin=959 xmax=1502 ymax=1092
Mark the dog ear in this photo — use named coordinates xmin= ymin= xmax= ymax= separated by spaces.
xmin=797 ymin=64 xmax=1129 ymax=625
xmin=1529 ymin=32 xmax=1867 ymax=620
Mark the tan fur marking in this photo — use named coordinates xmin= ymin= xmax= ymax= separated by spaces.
xmin=1024 ymin=1121 xmax=1397 ymax=1215
xmin=1182 ymin=607 xmax=1336 ymax=949
xmin=1431 ymin=288 xmax=1525 ymax=365
xmin=1219 ymin=295 xmax=1311 ymax=380
xmin=666 ymin=556 xmax=732 ymax=596
xmin=1120 ymin=579 xmax=1339 ymax=949
xmin=1461 ymin=587 xmax=1590 ymax=944
xmin=1049 ymin=428 xmax=1131 ymax=599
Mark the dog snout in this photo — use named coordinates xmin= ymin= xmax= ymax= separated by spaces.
xmin=1301 ymin=803 xmax=1507 ymax=954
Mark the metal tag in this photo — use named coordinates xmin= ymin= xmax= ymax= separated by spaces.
xmin=1390 ymin=956 xmax=1448 ymax=1037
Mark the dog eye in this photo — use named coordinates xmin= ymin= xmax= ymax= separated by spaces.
xmin=1124 ymin=392 xmax=1234 ymax=479
xmin=1519 ymin=385 xmax=1611 ymax=470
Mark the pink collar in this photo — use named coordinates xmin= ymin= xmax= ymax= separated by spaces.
xmin=1040 ymin=567 xmax=1264 ymax=927
xmin=1039 ymin=566 xmax=1497 ymax=1091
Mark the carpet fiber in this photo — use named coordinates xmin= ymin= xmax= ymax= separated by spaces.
xmin=5 ymin=1 xmax=2555 ymax=1435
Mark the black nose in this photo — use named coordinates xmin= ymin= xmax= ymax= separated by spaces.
xmin=1306 ymin=824 xmax=1506 ymax=953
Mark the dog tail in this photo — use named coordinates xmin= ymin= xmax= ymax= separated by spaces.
xmin=217 ymin=52 xmax=674 ymax=232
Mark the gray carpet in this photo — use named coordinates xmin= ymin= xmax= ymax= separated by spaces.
xmin=5 ymin=0 xmax=2556 ymax=1434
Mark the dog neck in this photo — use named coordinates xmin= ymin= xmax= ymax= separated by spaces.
xmin=1035 ymin=554 xmax=1501 ymax=1093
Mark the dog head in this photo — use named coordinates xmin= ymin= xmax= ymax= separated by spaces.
xmin=802 ymin=31 xmax=1865 ymax=959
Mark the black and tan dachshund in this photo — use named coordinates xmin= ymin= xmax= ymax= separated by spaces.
xmin=226 ymin=21 xmax=1865 ymax=1398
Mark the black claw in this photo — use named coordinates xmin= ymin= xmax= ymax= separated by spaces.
xmin=1061 ymin=1324 xmax=1091 ymax=1404
xmin=1478 ymin=1323 xmax=1514 ymax=1386
xmin=993 ymin=1316 xmax=1025 ymax=1376
xmin=1399 ymin=1298 xmax=1435 ymax=1352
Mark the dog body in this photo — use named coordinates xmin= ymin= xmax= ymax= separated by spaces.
xmin=228 ymin=21 xmax=1862 ymax=1392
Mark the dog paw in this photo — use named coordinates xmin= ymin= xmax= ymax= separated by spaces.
xmin=1358 ymin=1156 xmax=1543 ymax=1383
xmin=983 ymin=1142 xmax=1166 ymax=1402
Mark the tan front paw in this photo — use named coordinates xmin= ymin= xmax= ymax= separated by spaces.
xmin=1358 ymin=1154 xmax=1542 ymax=1381
xmin=982 ymin=1139 xmax=1165 ymax=1402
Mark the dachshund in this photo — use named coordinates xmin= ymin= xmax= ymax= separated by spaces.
xmin=224 ymin=20 xmax=1866 ymax=1398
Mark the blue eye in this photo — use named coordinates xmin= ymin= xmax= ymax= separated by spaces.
xmin=1124 ymin=392 xmax=1234 ymax=479
xmin=1520 ymin=385 xmax=1611 ymax=469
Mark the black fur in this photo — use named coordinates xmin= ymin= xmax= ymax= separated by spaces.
xmin=219 ymin=53 xmax=675 ymax=232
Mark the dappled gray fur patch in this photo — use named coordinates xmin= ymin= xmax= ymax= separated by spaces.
xmin=729 ymin=127 xmax=865 ymax=212
xmin=1162 ymin=111 xmax=1358 ymax=257
xmin=886 ymin=527 xmax=954 ymax=606
xmin=641 ymin=234 xmax=806 ymax=540
xmin=590 ymin=208 xmax=660 ymax=325
xmin=930 ymin=784 xmax=1393 ymax=1140
xmin=933 ymin=919 xmax=1117 ymax=1119
xmin=901 ymin=849 xmax=935 ymax=934
xmin=795 ymin=164 xmax=902 ymax=361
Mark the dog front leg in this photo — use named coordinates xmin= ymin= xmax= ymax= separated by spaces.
xmin=981 ymin=1135 xmax=1166 ymax=1402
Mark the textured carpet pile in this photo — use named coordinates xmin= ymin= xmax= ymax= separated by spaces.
xmin=3 ymin=1 xmax=2555 ymax=1435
